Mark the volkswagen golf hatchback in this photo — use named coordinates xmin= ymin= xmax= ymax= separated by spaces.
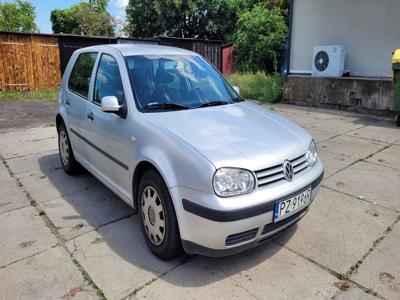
xmin=56 ymin=44 xmax=324 ymax=260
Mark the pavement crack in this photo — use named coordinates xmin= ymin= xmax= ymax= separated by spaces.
xmin=217 ymin=269 xmax=260 ymax=300
xmin=275 ymin=240 xmax=390 ymax=299
xmin=0 ymin=153 xmax=107 ymax=300
xmin=361 ymin=159 xmax=400 ymax=172
xmin=346 ymin=216 xmax=400 ymax=278
xmin=331 ymin=216 xmax=400 ymax=300
xmin=273 ymin=240 xmax=344 ymax=280
xmin=0 ymin=249 xmax=48 ymax=270
xmin=120 ymin=255 xmax=195 ymax=299
xmin=94 ymin=214 xmax=134 ymax=231
xmin=322 ymin=143 xmax=393 ymax=182
xmin=321 ymin=185 xmax=400 ymax=213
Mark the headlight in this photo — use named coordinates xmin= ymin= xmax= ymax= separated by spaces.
xmin=306 ymin=140 xmax=318 ymax=167
xmin=213 ymin=168 xmax=255 ymax=197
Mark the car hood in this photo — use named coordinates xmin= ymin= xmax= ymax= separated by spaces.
xmin=145 ymin=101 xmax=311 ymax=170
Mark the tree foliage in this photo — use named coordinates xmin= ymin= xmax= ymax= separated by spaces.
xmin=125 ymin=0 xmax=236 ymax=40
xmin=233 ymin=4 xmax=288 ymax=73
xmin=89 ymin=0 xmax=108 ymax=13
xmin=50 ymin=4 xmax=84 ymax=35
xmin=124 ymin=0 xmax=289 ymax=73
xmin=0 ymin=0 xmax=38 ymax=33
xmin=51 ymin=1 xmax=114 ymax=36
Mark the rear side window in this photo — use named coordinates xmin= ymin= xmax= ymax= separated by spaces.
xmin=68 ymin=52 xmax=97 ymax=98
xmin=93 ymin=54 xmax=125 ymax=105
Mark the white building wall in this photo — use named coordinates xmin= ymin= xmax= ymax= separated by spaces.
xmin=290 ymin=0 xmax=400 ymax=77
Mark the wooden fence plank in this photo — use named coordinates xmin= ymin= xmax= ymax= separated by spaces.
xmin=0 ymin=33 xmax=61 ymax=92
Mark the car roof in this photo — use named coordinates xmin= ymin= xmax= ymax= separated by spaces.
xmin=78 ymin=44 xmax=199 ymax=57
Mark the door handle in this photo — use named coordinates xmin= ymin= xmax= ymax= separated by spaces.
xmin=87 ymin=112 xmax=94 ymax=120
xmin=65 ymin=98 xmax=70 ymax=106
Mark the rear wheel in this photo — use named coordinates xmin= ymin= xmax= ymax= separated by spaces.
xmin=58 ymin=122 xmax=81 ymax=174
xmin=138 ymin=170 xmax=182 ymax=260
xmin=396 ymin=114 xmax=400 ymax=127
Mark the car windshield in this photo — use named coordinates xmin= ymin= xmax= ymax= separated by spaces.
xmin=125 ymin=55 xmax=242 ymax=111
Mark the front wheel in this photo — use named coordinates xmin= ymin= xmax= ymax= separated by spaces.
xmin=138 ymin=170 xmax=182 ymax=260
xmin=396 ymin=114 xmax=400 ymax=127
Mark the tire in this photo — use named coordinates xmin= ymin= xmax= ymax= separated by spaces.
xmin=396 ymin=115 xmax=400 ymax=127
xmin=58 ymin=122 xmax=81 ymax=175
xmin=138 ymin=169 xmax=182 ymax=260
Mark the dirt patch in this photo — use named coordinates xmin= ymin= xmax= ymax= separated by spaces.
xmin=0 ymin=100 xmax=57 ymax=132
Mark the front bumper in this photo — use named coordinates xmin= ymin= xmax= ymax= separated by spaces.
xmin=169 ymin=160 xmax=324 ymax=257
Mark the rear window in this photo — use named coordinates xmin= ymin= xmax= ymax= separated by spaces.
xmin=68 ymin=52 xmax=97 ymax=98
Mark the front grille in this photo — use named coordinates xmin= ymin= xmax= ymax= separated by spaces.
xmin=225 ymin=228 xmax=258 ymax=246
xmin=261 ymin=207 xmax=307 ymax=236
xmin=255 ymin=154 xmax=309 ymax=188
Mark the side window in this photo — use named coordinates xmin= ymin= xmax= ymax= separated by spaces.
xmin=93 ymin=54 xmax=125 ymax=105
xmin=68 ymin=53 xmax=97 ymax=99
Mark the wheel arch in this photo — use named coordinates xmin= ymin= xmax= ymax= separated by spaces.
xmin=132 ymin=160 xmax=172 ymax=213
xmin=56 ymin=113 xmax=64 ymax=132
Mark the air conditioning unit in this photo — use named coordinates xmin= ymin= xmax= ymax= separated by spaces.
xmin=312 ymin=46 xmax=346 ymax=77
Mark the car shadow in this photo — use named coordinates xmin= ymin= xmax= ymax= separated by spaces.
xmin=38 ymin=155 xmax=297 ymax=288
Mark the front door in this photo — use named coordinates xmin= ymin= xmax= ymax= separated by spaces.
xmin=85 ymin=53 xmax=133 ymax=199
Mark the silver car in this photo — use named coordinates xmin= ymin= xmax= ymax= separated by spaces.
xmin=56 ymin=44 xmax=324 ymax=260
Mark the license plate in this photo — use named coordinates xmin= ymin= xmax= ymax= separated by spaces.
xmin=274 ymin=188 xmax=312 ymax=221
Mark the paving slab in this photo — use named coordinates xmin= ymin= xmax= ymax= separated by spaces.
xmin=273 ymin=104 xmax=339 ymax=121
xmin=0 ymin=246 xmax=99 ymax=300
xmin=5 ymin=151 xmax=62 ymax=175
xmin=307 ymin=118 xmax=365 ymax=135
xmin=323 ymin=161 xmax=400 ymax=211
xmin=275 ymin=188 xmax=397 ymax=274
xmin=285 ymin=114 xmax=324 ymax=127
xmin=137 ymin=243 xmax=339 ymax=300
xmin=318 ymin=149 xmax=358 ymax=178
xmin=41 ymin=186 xmax=133 ymax=240
xmin=352 ymin=221 xmax=400 ymax=300
xmin=0 ymin=161 xmax=9 ymax=181
xmin=347 ymin=120 xmax=400 ymax=144
xmin=134 ymin=256 xmax=256 ymax=300
xmin=319 ymin=135 xmax=387 ymax=159
xmin=0 ymin=179 xmax=29 ymax=214
xmin=0 ymin=136 xmax=58 ymax=159
xmin=331 ymin=285 xmax=378 ymax=300
xmin=317 ymin=135 xmax=387 ymax=178
xmin=0 ymin=126 xmax=56 ymax=146
xmin=304 ymin=127 xmax=338 ymax=144
xmin=0 ymin=206 xmax=58 ymax=267
xmin=66 ymin=216 xmax=182 ymax=300
xmin=16 ymin=169 xmax=97 ymax=203
xmin=366 ymin=145 xmax=400 ymax=170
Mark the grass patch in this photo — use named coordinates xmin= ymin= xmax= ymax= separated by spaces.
xmin=227 ymin=72 xmax=283 ymax=103
xmin=0 ymin=90 xmax=58 ymax=101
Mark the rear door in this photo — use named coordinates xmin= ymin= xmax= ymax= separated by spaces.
xmin=64 ymin=52 xmax=98 ymax=164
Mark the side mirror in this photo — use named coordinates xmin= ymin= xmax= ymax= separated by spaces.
xmin=101 ymin=96 xmax=121 ymax=113
xmin=233 ymin=85 xmax=240 ymax=95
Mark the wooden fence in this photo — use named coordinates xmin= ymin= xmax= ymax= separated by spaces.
xmin=0 ymin=32 xmax=61 ymax=91
xmin=0 ymin=32 xmax=226 ymax=92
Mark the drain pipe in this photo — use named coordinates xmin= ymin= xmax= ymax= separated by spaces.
xmin=285 ymin=0 xmax=295 ymax=81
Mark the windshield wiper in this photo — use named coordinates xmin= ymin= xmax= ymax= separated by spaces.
xmin=195 ymin=101 xmax=230 ymax=109
xmin=142 ymin=102 xmax=191 ymax=111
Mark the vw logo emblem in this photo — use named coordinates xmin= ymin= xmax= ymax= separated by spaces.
xmin=283 ymin=160 xmax=294 ymax=182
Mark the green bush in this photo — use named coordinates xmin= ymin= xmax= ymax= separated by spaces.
xmin=233 ymin=4 xmax=288 ymax=73
xmin=227 ymin=72 xmax=283 ymax=103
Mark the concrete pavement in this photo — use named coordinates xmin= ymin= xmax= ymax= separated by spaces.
xmin=1 ymin=103 xmax=399 ymax=300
